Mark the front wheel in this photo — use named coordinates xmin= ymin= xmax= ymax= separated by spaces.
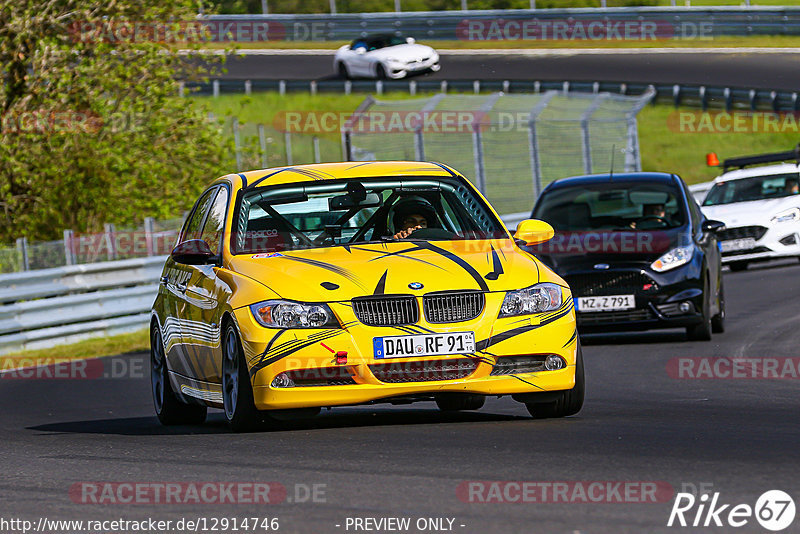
xmin=337 ymin=62 xmax=349 ymax=79
xmin=222 ymin=322 xmax=264 ymax=432
xmin=375 ymin=63 xmax=387 ymax=80
xmin=687 ymin=277 xmax=713 ymax=341
xmin=151 ymin=324 xmax=206 ymax=426
xmin=525 ymin=343 xmax=585 ymax=419
xmin=711 ymin=279 xmax=725 ymax=334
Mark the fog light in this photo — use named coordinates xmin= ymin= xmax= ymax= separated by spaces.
xmin=679 ymin=301 xmax=692 ymax=313
xmin=544 ymin=355 xmax=565 ymax=371
xmin=271 ymin=372 xmax=295 ymax=388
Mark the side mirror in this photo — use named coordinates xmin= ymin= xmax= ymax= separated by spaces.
xmin=513 ymin=219 xmax=554 ymax=246
xmin=406 ymin=37 xmax=416 ymax=44
xmin=171 ymin=239 xmax=216 ymax=265
xmin=702 ymin=219 xmax=726 ymax=233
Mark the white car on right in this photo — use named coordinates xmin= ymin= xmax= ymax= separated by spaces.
xmin=701 ymin=155 xmax=800 ymax=271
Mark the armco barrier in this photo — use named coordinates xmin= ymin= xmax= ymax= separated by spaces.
xmin=0 ymin=256 xmax=166 ymax=355
xmin=204 ymin=7 xmax=800 ymax=41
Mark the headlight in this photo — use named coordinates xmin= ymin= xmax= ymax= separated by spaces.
xmin=771 ymin=207 xmax=800 ymax=223
xmin=250 ymin=300 xmax=339 ymax=329
xmin=651 ymin=245 xmax=694 ymax=272
xmin=499 ymin=283 xmax=563 ymax=318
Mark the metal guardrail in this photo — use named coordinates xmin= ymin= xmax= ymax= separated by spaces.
xmin=188 ymin=79 xmax=800 ymax=113
xmin=204 ymin=7 xmax=800 ymax=40
xmin=0 ymin=256 xmax=166 ymax=355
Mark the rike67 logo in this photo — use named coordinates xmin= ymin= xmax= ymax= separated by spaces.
xmin=668 ymin=490 xmax=795 ymax=531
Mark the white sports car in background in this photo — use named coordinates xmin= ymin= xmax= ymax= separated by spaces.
xmin=701 ymin=159 xmax=800 ymax=271
xmin=334 ymin=34 xmax=440 ymax=80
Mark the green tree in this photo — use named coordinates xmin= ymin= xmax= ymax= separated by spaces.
xmin=0 ymin=0 xmax=233 ymax=243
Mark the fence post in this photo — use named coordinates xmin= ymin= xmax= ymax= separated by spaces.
xmin=310 ymin=80 xmax=317 ymax=96
xmin=330 ymin=0 xmax=337 ymax=14
xmin=16 ymin=237 xmax=29 ymax=271
xmin=341 ymin=131 xmax=352 ymax=161
xmin=144 ymin=217 xmax=155 ymax=256
xmin=104 ymin=223 xmax=117 ymax=261
xmin=284 ymin=132 xmax=293 ymax=165
xmin=212 ymin=79 xmax=220 ymax=98
xmin=313 ymin=136 xmax=321 ymax=163
xmin=178 ymin=81 xmax=185 ymax=98
xmin=527 ymin=91 xmax=556 ymax=200
xmin=580 ymin=94 xmax=608 ymax=175
xmin=64 ymin=229 xmax=75 ymax=266
xmin=258 ymin=124 xmax=268 ymax=168
xmin=232 ymin=117 xmax=242 ymax=170
xmin=244 ymin=80 xmax=252 ymax=95
xmin=279 ymin=80 xmax=286 ymax=96
xmin=409 ymin=80 xmax=416 ymax=96
xmin=261 ymin=0 xmax=268 ymax=14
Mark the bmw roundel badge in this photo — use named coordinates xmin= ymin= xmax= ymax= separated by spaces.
xmin=408 ymin=282 xmax=424 ymax=290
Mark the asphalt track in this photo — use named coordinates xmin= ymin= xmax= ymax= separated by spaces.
xmin=216 ymin=50 xmax=800 ymax=91
xmin=2 ymin=259 xmax=800 ymax=533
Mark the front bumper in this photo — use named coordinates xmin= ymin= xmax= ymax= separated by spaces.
xmin=719 ymin=224 xmax=800 ymax=264
xmin=565 ymin=265 xmax=705 ymax=333
xmin=233 ymin=292 xmax=577 ymax=410
xmin=386 ymin=57 xmax=440 ymax=79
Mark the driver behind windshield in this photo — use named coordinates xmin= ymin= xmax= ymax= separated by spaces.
xmin=629 ymin=203 xmax=668 ymax=229
xmin=391 ymin=196 xmax=437 ymax=239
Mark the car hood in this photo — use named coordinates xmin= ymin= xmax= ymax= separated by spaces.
xmin=228 ymin=240 xmax=540 ymax=303
xmin=701 ymin=197 xmax=800 ymax=227
xmin=530 ymin=228 xmax=685 ymax=273
xmin=369 ymin=44 xmax=436 ymax=61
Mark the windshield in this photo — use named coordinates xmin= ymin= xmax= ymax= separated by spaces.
xmin=703 ymin=173 xmax=800 ymax=206
xmin=533 ymin=182 xmax=687 ymax=231
xmin=351 ymin=35 xmax=407 ymax=51
xmin=232 ymin=177 xmax=508 ymax=254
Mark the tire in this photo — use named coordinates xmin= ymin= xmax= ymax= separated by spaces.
xmin=222 ymin=322 xmax=264 ymax=432
xmin=151 ymin=324 xmax=207 ymax=426
xmin=337 ymin=62 xmax=349 ymax=80
xmin=525 ymin=342 xmax=585 ymax=419
xmin=375 ymin=63 xmax=387 ymax=80
xmin=686 ymin=276 xmax=713 ymax=341
xmin=711 ymin=279 xmax=725 ymax=334
xmin=729 ymin=261 xmax=748 ymax=272
xmin=435 ymin=394 xmax=485 ymax=412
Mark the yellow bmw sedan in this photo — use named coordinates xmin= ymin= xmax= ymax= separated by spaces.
xmin=151 ymin=161 xmax=583 ymax=431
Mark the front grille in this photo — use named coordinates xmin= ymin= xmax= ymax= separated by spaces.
xmin=717 ymin=225 xmax=768 ymax=241
xmin=285 ymin=368 xmax=356 ymax=387
xmin=577 ymin=308 xmax=653 ymax=325
xmin=423 ymin=291 xmax=485 ymax=323
xmin=352 ymin=295 xmax=418 ymax=326
xmin=490 ymin=355 xmax=548 ymax=376
xmin=722 ymin=246 xmax=771 ymax=257
xmin=369 ymin=358 xmax=478 ymax=383
xmin=565 ymin=271 xmax=658 ymax=297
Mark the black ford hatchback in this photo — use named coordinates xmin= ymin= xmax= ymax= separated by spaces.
xmin=530 ymin=173 xmax=725 ymax=340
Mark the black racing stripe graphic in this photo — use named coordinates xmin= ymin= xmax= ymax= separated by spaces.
xmin=237 ymin=173 xmax=248 ymax=188
xmin=485 ymin=244 xmax=504 ymax=281
xmin=510 ymin=374 xmax=545 ymax=391
xmin=374 ymin=270 xmax=388 ymax=295
xmin=250 ymin=330 xmax=344 ymax=377
xmin=342 ymin=245 xmax=351 ymax=253
xmin=563 ymin=328 xmax=578 ymax=348
xmin=475 ymin=303 xmax=574 ymax=351
xmin=246 ymin=167 xmax=293 ymax=190
xmin=264 ymin=329 xmax=287 ymax=354
xmin=366 ymin=247 xmax=449 ymax=271
xmin=428 ymin=162 xmax=457 ymax=177
xmin=415 ymin=241 xmax=489 ymax=292
xmin=321 ymin=282 xmax=339 ymax=290
xmin=346 ymin=161 xmax=378 ymax=170
xmin=280 ymin=255 xmax=365 ymax=289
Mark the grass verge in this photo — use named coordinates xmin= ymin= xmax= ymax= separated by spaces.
xmin=1 ymin=329 xmax=149 ymax=367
